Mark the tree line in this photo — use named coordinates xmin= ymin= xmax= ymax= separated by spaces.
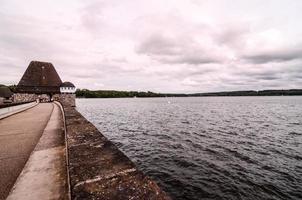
xmin=4 ymin=85 xmax=302 ymax=98
xmin=76 ymin=89 xmax=302 ymax=98
xmin=75 ymin=89 xmax=187 ymax=98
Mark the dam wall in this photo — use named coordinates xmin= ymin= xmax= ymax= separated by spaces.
xmin=60 ymin=104 xmax=171 ymax=199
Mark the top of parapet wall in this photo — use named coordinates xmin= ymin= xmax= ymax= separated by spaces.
xmin=63 ymin=106 xmax=171 ymax=199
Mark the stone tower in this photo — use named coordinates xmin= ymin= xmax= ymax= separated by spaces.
xmin=14 ymin=61 xmax=76 ymax=107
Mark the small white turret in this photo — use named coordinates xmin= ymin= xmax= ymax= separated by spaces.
xmin=60 ymin=82 xmax=76 ymax=94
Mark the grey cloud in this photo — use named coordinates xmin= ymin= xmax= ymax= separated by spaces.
xmin=1 ymin=0 xmax=302 ymax=92
xmin=137 ymin=34 xmax=221 ymax=65
xmin=136 ymin=20 xmax=254 ymax=66
xmin=151 ymin=65 xmax=216 ymax=82
xmin=255 ymin=75 xmax=281 ymax=80
xmin=81 ymin=1 xmax=105 ymax=31
xmin=215 ymin=24 xmax=250 ymax=48
xmin=243 ymin=47 xmax=302 ymax=64
xmin=291 ymin=74 xmax=302 ymax=79
xmin=214 ymin=75 xmax=289 ymax=91
xmin=230 ymin=62 xmax=302 ymax=89
xmin=71 ymin=64 xmax=141 ymax=80
xmin=238 ymin=70 xmax=282 ymax=81
xmin=136 ymin=34 xmax=178 ymax=56
xmin=160 ymin=54 xmax=221 ymax=65
xmin=0 ymin=13 xmax=80 ymax=61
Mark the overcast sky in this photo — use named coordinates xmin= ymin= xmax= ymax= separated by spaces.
xmin=1 ymin=0 xmax=302 ymax=93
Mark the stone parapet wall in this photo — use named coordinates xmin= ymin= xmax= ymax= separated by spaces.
xmin=53 ymin=94 xmax=75 ymax=107
xmin=12 ymin=93 xmax=75 ymax=106
xmin=12 ymin=93 xmax=51 ymax=103
xmin=63 ymin=106 xmax=171 ymax=199
xmin=12 ymin=93 xmax=38 ymax=103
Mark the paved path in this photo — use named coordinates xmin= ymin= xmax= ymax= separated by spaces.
xmin=0 ymin=103 xmax=54 ymax=199
xmin=7 ymin=102 xmax=69 ymax=200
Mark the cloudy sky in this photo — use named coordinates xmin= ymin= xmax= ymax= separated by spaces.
xmin=1 ymin=0 xmax=302 ymax=93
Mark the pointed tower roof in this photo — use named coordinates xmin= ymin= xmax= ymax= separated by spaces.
xmin=16 ymin=61 xmax=63 ymax=94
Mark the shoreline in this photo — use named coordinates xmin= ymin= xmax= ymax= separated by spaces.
xmin=76 ymin=95 xmax=302 ymax=99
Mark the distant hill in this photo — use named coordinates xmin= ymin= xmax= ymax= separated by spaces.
xmin=76 ymin=89 xmax=302 ymax=98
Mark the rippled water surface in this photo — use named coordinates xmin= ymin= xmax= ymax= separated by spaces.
xmin=76 ymin=97 xmax=302 ymax=200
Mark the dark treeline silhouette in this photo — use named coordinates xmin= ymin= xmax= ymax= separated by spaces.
xmin=76 ymin=89 xmax=302 ymax=98
xmin=75 ymin=89 xmax=187 ymax=98
xmin=4 ymin=85 xmax=302 ymax=98
xmin=8 ymin=85 xmax=17 ymax=93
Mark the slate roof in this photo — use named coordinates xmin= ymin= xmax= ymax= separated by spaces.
xmin=60 ymin=82 xmax=75 ymax=88
xmin=0 ymin=86 xmax=13 ymax=98
xmin=16 ymin=61 xmax=63 ymax=94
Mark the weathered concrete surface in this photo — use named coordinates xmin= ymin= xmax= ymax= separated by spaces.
xmin=65 ymin=107 xmax=171 ymax=200
xmin=7 ymin=103 xmax=69 ymax=200
xmin=53 ymin=93 xmax=76 ymax=107
xmin=0 ymin=103 xmax=54 ymax=200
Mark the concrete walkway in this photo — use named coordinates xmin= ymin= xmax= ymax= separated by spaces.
xmin=0 ymin=103 xmax=53 ymax=199
xmin=0 ymin=103 xmax=68 ymax=200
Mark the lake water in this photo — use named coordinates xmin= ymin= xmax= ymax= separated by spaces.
xmin=76 ymin=97 xmax=302 ymax=200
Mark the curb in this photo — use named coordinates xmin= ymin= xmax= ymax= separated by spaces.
xmin=54 ymin=101 xmax=72 ymax=200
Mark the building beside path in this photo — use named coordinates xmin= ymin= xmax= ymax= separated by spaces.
xmin=14 ymin=61 xmax=76 ymax=107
